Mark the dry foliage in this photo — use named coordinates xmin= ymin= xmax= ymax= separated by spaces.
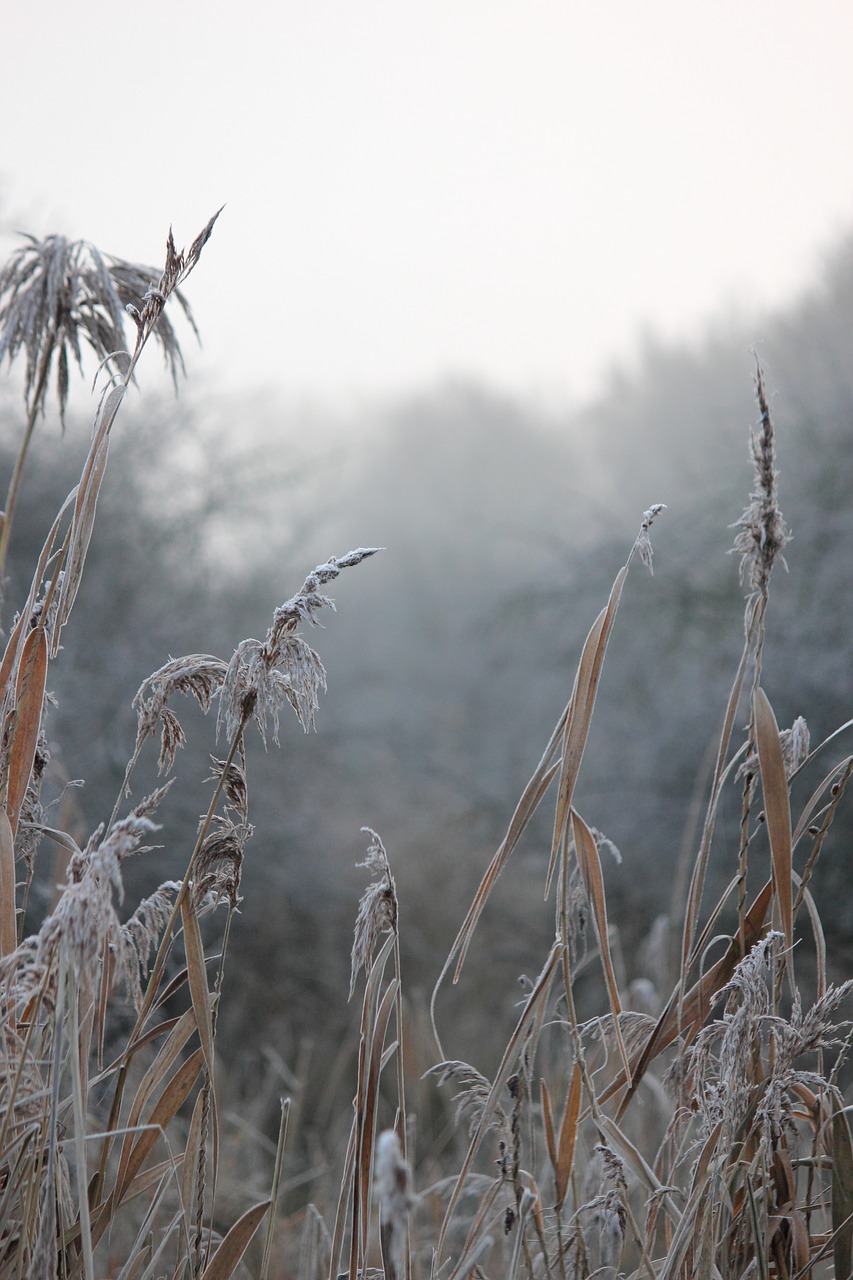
xmin=0 ymin=216 xmax=850 ymax=1280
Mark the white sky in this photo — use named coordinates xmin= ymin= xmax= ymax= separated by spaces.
xmin=3 ymin=1 xmax=853 ymax=406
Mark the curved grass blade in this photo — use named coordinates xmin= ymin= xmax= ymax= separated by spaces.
xmin=200 ymin=1198 xmax=271 ymax=1280
xmin=0 ymin=811 xmax=15 ymax=954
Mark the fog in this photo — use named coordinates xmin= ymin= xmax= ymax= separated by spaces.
xmin=4 ymin=231 xmax=851 ymax=1094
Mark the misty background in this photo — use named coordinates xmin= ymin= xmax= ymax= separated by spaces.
xmin=2 ymin=227 xmax=852 ymax=1098
xmin=2 ymin=0 xmax=853 ymax=1197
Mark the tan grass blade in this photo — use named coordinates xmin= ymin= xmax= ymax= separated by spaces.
xmin=792 ymin=757 xmax=853 ymax=849
xmin=68 ymin=976 xmax=95 ymax=1280
xmin=181 ymin=898 xmax=216 ymax=1077
xmin=0 ymin=810 xmax=16 ymax=954
xmin=554 ymin=1058 xmax=582 ymax=1209
xmin=4 ymin=628 xmax=47 ymax=834
xmin=199 ymin=1198 xmax=271 ymax=1280
xmin=832 ymin=1092 xmax=853 ymax=1279
xmin=539 ymin=1079 xmax=557 ymax=1176
xmin=0 ymin=612 xmax=26 ymax=711
xmin=571 ymin=809 xmax=631 ymax=1083
xmin=754 ymin=687 xmax=794 ymax=960
xmin=112 ymin=1006 xmax=198 ymax=1207
xmin=259 ymin=1097 xmax=290 ymax=1280
xmin=327 ymin=1114 xmax=357 ymax=1280
xmin=682 ymin=597 xmax=760 ymax=968
xmin=444 ymin=1234 xmax=496 ymax=1280
xmin=337 ymin=931 xmax=395 ymax=1280
xmin=92 ymin=1047 xmax=204 ymax=1243
xmin=55 ymin=384 xmax=125 ymax=649
xmin=547 ymin=565 xmax=629 ymax=895
xmin=356 ymin=978 xmax=399 ymax=1271
xmin=0 ymin=488 xmax=76 ymax=707
xmin=440 ymin=755 xmax=561 ymax=991
xmin=114 ymin=1155 xmax=185 ymax=1206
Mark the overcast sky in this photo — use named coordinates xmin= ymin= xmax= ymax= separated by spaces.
xmin=3 ymin=1 xmax=853 ymax=406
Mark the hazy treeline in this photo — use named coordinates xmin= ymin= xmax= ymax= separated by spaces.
xmin=3 ymin=231 xmax=852 ymax=1101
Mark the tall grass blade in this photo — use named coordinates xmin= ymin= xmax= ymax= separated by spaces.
xmin=259 ymin=1097 xmax=290 ymax=1280
xmin=548 ymin=566 xmax=628 ymax=894
xmin=181 ymin=898 xmax=216 ymax=1076
xmin=54 ymin=384 xmax=125 ymax=649
xmin=540 ymin=1078 xmax=557 ymax=1176
xmin=754 ymin=687 xmax=794 ymax=962
xmin=0 ymin=810 xmax=16 ymax=954
xmin=92 ymin=1047 xmax=204 ymax=1244
xmin=554 ymin=1058 xmax=582 ymax=1209
xmin=356 ymin=979 xmax=399 ymax=1269
xmin=571 ymin=809 xmax=631 ymax=1083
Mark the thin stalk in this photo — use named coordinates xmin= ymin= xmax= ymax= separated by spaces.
xmin=68 ymin=971 xmax=94 ymax=1280
xmin=0 ymin=341 xmax=54 ymax=597
xmin=260 ymin=1098 xmax=291 ymax=1280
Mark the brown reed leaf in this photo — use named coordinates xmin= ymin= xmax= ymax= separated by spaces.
xmin=572 ymin=809 xmax=631 ymax=1084
xmin=0 ymin=810 xmax=15 ymax=954
xmin=754 ymin=687 xmax=794 ymax=960
xmin=199 ymin=1198 xmax=271 ymax=1280
xmin=441 ymin=754 xmax=561 ymax=991
xmin=54 ymin=384 xmax=124 ymax=646
xmin=539 ymin=1078 xmax=557 ymax=1176
xmin=547 ymin=567 xmax=628 ymax=896
xmin=181 ymin=898 xmax=215 ymax=1079
xmin=111 ymin=1006 xmax=199 ymax=1212
xmin=555 ymin=1058 xmax=582 ymax=1209
xmin=342 ymin=929 xmax=396 ymax=1279
xmin=4 ymin=628 xmax=48 ymax=835
xmin=91 ymin=1047 xmax=204 ymax=1244
xmin=356 ymin=980 xmax=399 ymax=1270
xmin=0 ymin=490 xmax=76 ymax=690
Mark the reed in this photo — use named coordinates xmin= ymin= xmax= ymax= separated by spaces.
xmin=0 ymin=215 xmax=850 ymax=1280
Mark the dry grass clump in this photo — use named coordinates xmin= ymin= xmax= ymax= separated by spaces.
xmin=0 ymin=213 xmax=850 ymax=1280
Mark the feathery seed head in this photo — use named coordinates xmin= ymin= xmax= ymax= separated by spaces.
xmin=133 ymin=654 xmax=228 ymax=770
xmin=0 ymin=231 xmax=203 ymax=419
xmin=731 ymin=362 xmax=791 ymax=595
xmin=634 ymin=503 xmax=667 ymax=575
xmin=426 ymin=1061 xmax=510 ymax=1139
xmin=218 ymin=548 xmax=381 ymax=745
xmin=350 ymin=828 xmax=398 ymax=996
xmin=124 ymin=210 xmax=221 ymax=361
xmin=207 ymin=754 xmax=249 ymax=820
xmin=191 ymin=815 xmax=251 ymax=909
